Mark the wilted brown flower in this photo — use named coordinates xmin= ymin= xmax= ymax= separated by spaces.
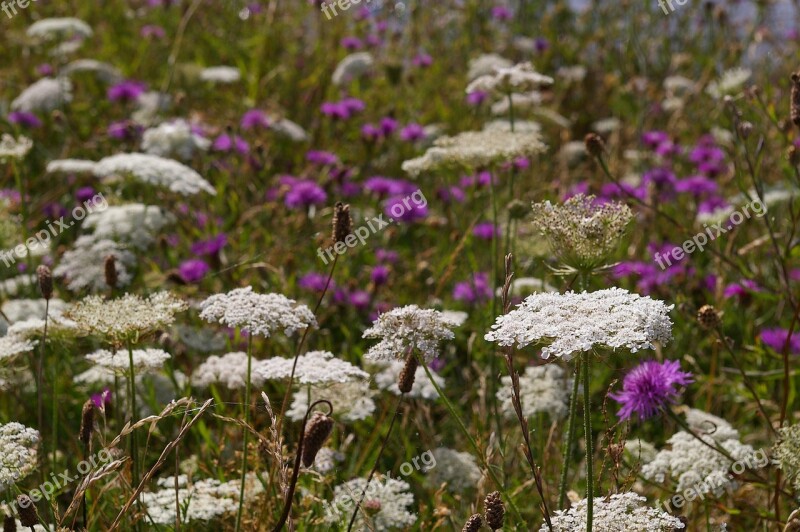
xmin=484 ymin=491 xmax=504 ymax=531
xmin=302 ymin=412 xmax=334 ymax=467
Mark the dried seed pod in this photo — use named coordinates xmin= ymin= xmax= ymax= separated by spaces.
xmin=697 ymin=304 xmax=722 ymax=330
xmin=301 ymin=412 xmax=334 ymax=467
xmin=397 ymin=353 xmax=418 ymax=394
xmin=36 ymin=265 xmax=53 ymax=300
xmin=332 ymin=202 xmax=353 ymax=245
xmin=79 ymin=399 xmax=94 ymax=446
xmin=584 ymin=133 xmax=605 ymax=158
xmin=462 ymin=514 xmax=483 ymax=532
xmin=104 ymin=255 xmax=118 ymax=289
xmin=3 ymin=514 xmax=16 ymax=532
xmin=16 ymin=496 xmax=38 ymax=528
xmin=791 ymin=73 xmax=800 ymax=127
xmin=484 ymin=491 xmax=505 ymax=531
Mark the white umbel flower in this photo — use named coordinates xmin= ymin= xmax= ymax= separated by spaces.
xmin=326 ymin=477 xmax=416 ymax=531
xmin=332 ymin=52 xmax=374 ymax=86
xmin=94 ymin=153 xmax=216 ymax=196
xmin=83 ymin=204 xmax=175 ymax=249
xmin=485 ymin=288 xmax=673 ymax=360
xmin=62 ymin=59 xmax=122 ymax=83
xmin=27 ymin=18 xmax=93 ymax=39
xmin=401 ymin=130 xmax=547 ymax=176
xmin=363 ymin=305 xmax=455 ymax=363
xmin=0 ymin=422 xmax=39 ymax=492
xmin=11 ymin=77 xmax=73 ymax=113
xmin=255 ymin=350 xmax=368 ymax=384
xmin=314 ymin=447 xmax=344 ymax=474
xmin=467 ymin=53 xmax=513 ymax=81
xmin=53 ymin=235 xmax=136 ymax=292
xmin=373 ymin=360 xmax=443 ymax=400
xmin=270 ymin=118 xmax=309 ymax=142
xmin=46 ymin=159 xmax=98 ymax=174
xmin=199 ymin=66 xmax=241 ymax=84
xmin=706 ymin=68 xmax=751 ymax=99
xmin=2 ymin=298 xmax=67 ymax=324
xmin=466 ymin=62 xmax=553 ymax=97
xmin=427 ymin=448 xmax=482 ymax=492
xmin=141 ymin=119 xmax=210 ymax=160
xmin=0 ymin=334 xmax=37 ymax=363
xmin=86 ymin=348 xmax=171 ymax=374
xmin=542 ymin=492 xmax=685 ymax=531
xmin=191 ymin=352 xmax=267 ymax=390
xmin=496 ymin=364 xmax=571 ymax=419
xmin=288 ymin=381 xmax=376 ymax=423
xmin=0 ymin=135 xmax=33 ymax=161
xmin=199 ymin=287 xmax=316 ymax=338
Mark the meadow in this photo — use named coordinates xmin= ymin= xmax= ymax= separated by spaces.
xmin=1 ymin=0 xmax=799 ymax=530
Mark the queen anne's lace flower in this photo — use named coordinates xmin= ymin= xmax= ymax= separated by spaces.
xmin=46 ymin=159 xmax=98 ymax=174
xmin=288 ymin=381 xmax=376 ymax=423
xmin=199 ymin=287 xmax=316 ymax=338
xmin=467 ymin=53 xmax=513 ymax=81
xmin=199 ymin=66 xmax=241 ymax=83
xmin=2 ymin=299 xmax=67 ymax=324
xmin=11 ymin=77 xmax=73 ymax=113
xmin=67 ymin=291 xmax=187 ymax=344
xmin=93 ymin=153 xmax=216 ymax=196
xmin=26 ymin=18 xmax=93 ymax=39
xmin=485 ymin=288 xmax=673 ymax=360
xmin=466 ymin=62 xmax=553 ymax=97
xmin=363 ymin=305 xmax=455 ymax=362
xmin=53 ymin=235 xmax=136 ymax=292
xmin=83 ymin=204 xmax=175 ymax=249
xmin=86 ymin=348 xmax=171 ymax=374
xmin=255 ymin=350 xmax=368 ymax=384
xmin=332 ymin=52 xmax=374 ymax=86
xmin=0 ymin=335 xmax=37 ymax=363
xmin=326 ymin=477 xmax=416 ymax=531
xmin=314 ymin=447 xmax=344 ymax=474
xmin=427 ymin=448 xmax=481 ymax=492
xmin=191 ymin=352 xmax=267 ymax=390
xmin=270 ymin=118 xmax=309 ymax=142
xmin=0 ymin=422 xmax=39 ymax=492
xmin=0 ymin=135 xmax=33 ymax=161
xmin=373 ymin=360 xmax=443 ymax=399
xmin=141 ymin=119 xmax=211 ymax=160
xmin=706 ymin=68 xmax=751 ymax=99
xmin=496 ymin=364 xmax=571 ymax=419
xmin=543 ymin=492 xmax=685 ymax=531
xmin=62 ymin=59 xmax=122 ymax=83
xmin=774 ymin=424 xmax=800 ymax=490
xmin=401 ymin=130 xmax=546 ymax=176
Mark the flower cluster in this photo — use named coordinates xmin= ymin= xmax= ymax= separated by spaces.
xmin=255 ymin=350 xmax=368 ymax=384
xmin=93 ymin=153 xmax=216 ymax=196
xmin=0 ymin=422 xmax=40 ymax=492
xmin=543 ymin=492 xmax=685 ymax=531
xmin=326 ymin=477 xmax=416 ymax=531
xmin=774 ymin=424 xmax=800 ymax=491
xmin=373 ymin=360 xmax=443 ymax=400
xmin=191 ymin=352 xmax=266 ymax=390
xmin=427 ymin=448 xmax=482 ymax=493
xmin=496 ymin=364 xmax=572 ymax=419
xmin=86 ymin=348 xmax=171 ymax=375
xmin=610 ymin=360 xmax=693 ymax=420
xmin=465 ymin=61 xmax=554 ymax=97
xmin=363 ymin=305 xmax=456 ymax=362
xmin=287 ymin=381 xmax=376 ymax=423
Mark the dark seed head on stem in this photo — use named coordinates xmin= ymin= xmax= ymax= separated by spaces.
xmin=36 ymin=265 xmax=52 ymax=300
xmin=697 ymin=304 xmax=722 ymax=330
xmin=80 ymin=399 xmax=95 ymax=446
xmin=15 ymin=496 xmax=38 ymax=528
xmin=791 ymin=72 xmax=800 ymax=127
xmin=332 ymin=202 xmax=353 ymax=245
xmin=3 ymin=514 xmax=16 ymax=532
xmin=397 ymin=353 xmax=418 ymax=394
xmin=104 ymin=255 xmax=118 ymax=290
xmin=462 ymin=514 xmax=483 ymax=532
xmin=484 ymin=491 xmax=505 ymax=531
xmin=584 ymin=133 xmax=605 ymax=158
xmin=301 ymin=411 xmax=334 ymax=467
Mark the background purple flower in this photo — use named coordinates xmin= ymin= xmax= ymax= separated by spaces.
xmin=610 ymin=360 xmax=693 ymax=420
xmin=759 ymin=328 xmax=800 ymax=354
xmin=179 ymin=259 xmax=210 ymax=283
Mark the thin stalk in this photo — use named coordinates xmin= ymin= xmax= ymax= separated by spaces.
xmin=127 ymin=341 xmax=140 ymax=531
xmin=583 ymin=352 xmax=593 ymax=532
xmin=507 ymin=92 xmax=515 ymax=132
xmin=235 ymin=333 xmax=254 ymax=532
xmin=558 ymin=358 xmax=581 ymax=508
xmin=38 ymin=298 xmax=49 ymax=481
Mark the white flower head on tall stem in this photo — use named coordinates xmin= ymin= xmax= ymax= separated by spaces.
xmin=485 ymin=288 xmax=673 ymax=360
xmin=543 ymin=492 xmax=685 ymax=531
xmin=199 ymin=286 xmax=316 ymax=338
xmin=466 ymin=62 xmax=553 ymax=98
xmin=255 ymin=350 xmax=368 ymax=384
xmin=86 ymin=348 xmax=171 ymax=375
xmin=0 ymin=422 xmax=39 ymax=492
xmin=0 ymin=134 xmax=33 ymax=162
xmin=363 ymin=305 xmax=455 ymax=363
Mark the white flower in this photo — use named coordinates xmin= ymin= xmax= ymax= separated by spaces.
xmin=625 ymin=439 xmax=658 ymax=464
xmin=141 ymin=119 xmax=210 ymax=160
xmin=288 ymin=381 xmax=376 ymax=423
xmin=466 ymin=62 xmax=553 ymax=97
xmin=53 ymin=235 xmax=136 ymax=292
xmin=483 ymin=118 xmax=542 ymax=132
xmin=67 ymin=291 xmax=187 ymax=343
xmin=467 ymin=53 xmax=513 ymax=81
xmin=363 ymin=305 xmax=455 ymax=362
xmin=592 ymin=117 xmax=622 ymax=134
xmin=132 ymin=91 xmax=172 ymax=126
xmin=7 ymin=315 xmax=78 ymax=341
xmin=326 ymin=477 xmax=416 ymax=531
xmin=0 ymin=422 xmax=39 ymax=492
xmin=0 ymin=135 xmax=33 ymax=161
xmin=314 ymin=447 xmax=344 ymax=474
xmin=62 ymin=59 xmax=122 ymax=83
xmin=332 ymin=52 xmax=374 ymax=86
xmin=485 ymin=288 xmax=674 ymax=360
xmin=427 ymin=448 xmax=481 ymax=492
xmin=543 ymin=492 xmax=685 ymax=531
xmin=86 ymin=348 xmax=171 ymax=374
xmin=401 ymin=130 xmax=547 ymax=176
xmin=372 ymin=360 xmax=443 ymax=400
xmin=270 ymin=118 xmax=309 ymax=142
xmin=0 ymin=334 xmax=37 ymax=363
xmin=706 ymin=67 xmax=751 ymax=99
xmin=46 ymin=159 xmax=98 ymax=174
xmin=496 ymin=364 xmax=571 ymax=419
xmin=26 ymin=18 xmax=93 ymax=39
xmin=255 ymin=350 xmax=368 ymax=384
xmin=0 ymin=275 xmax=35 ymax=298
xmin=199 ymin=66 xmax=241 ymax=83
xmin=191 ymin=352 xmax=266 ymax=390
xmin=83 ymin=204 xmax=175 ymax=249
xmin=495 ymin=277 xmax=558 ymax=298
xmin=173 ymin=325 xmax=228 ymax=353
xmin=2 ymin=298 xmax=67 ymax=324
xmin=557 ymin=65 xmax=587 ymax=82
xmin=11 ymin=77 xmax=73 ymax=113
xmin=199 ymin=286 xmax=316 ymax=338
xmin=93 ymin=153 xmax=216 ymax=196
xmin=440 ymin=310 xmax=468 ymax=327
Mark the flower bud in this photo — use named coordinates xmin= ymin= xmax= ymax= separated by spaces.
xmin=301 ymin=412 xmax=334 ymax=467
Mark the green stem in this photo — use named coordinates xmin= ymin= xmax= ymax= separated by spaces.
xmin=127 ymin=341 xmax=140 ymax=531
xmin=235 ymin=333 xmax=254 ymax=532
xmin=507 ymin=92 xmax=515 ymax=132
xmin=419 ymin=360 xmax=525 ymax=525
xmin=583 ymin=352 xmax=593 ymax=532
xmin=558 ymin=357 xmax=581 ymax=508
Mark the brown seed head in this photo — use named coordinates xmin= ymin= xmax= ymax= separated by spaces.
xmin=104 ymin=255 xmax=118 ymax=289
xmin=79 ymin=399 xmax=94 ymax=446
xmin=3 ymin=514 xmax=16 ymax=532
xmin=697 ymin=304 xmax=722 ymax=330
xmin=16 ymin=496 xmax=38 ymax=528
xmin=36 ymin=265 xmax=53 ymax=300
xmin=791 ymin=73 xmax=800 ymax=127
xmin=584 ymin=133 xmax=605 ymax=158
xmin=484 ymin=491 xmax=505 ymax=531
xmin=462 ymin=514 xmax=483 ymax=532
xmin=507 ymin=199 xmax=529 ymax=220
xmin=332 ymin=202 xmax=353 ymax=245
xmin=398 ymin=353 xmax=419 ymax=394
xmin=301 ymin=412 xmax=334 ymax=467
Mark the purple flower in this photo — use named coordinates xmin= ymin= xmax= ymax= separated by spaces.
xmin=412 ymin=53 xmax=432 ymax=68
xmin=107 ymin=120 xmax=142 ymax=141
xmin=37 ymin=64 xmax=54 ymax=76
xmin=466 ymin=91 xmax=489 ymax=106
xmin=179 ymin=259 xmax=210 ymax=283
xmin=723 ymin=279 xmax=761 ymax=299
xmin=91 ymin=388 xmax=112 ymax=409
xmin=191 ymin=233 xmax=227 ymax=256
xmin=341 ymin=36 xmax=363 ymax=50
xmin=349 ymin=290 xmax=371 ymax=310
xmin=365 ymin=34 xmax=382 ymax=47
xmin=341 ymin=97 xmax=365 ymax=113
xmin=379 ymin=117 xmax=398 ymax=136
xmin=453 ymin=272 xmax=492 ymax=304
xmin=285 ymin=179 xmax=327 ymax=208
xmin=321 ymin=102 xmax=349 ymax=119
xmin=674 ymin=175 xmax=718 ymax=196
xmin=642 ymin=168 xmax=677 ymax=187
xmin=306 ymin=150 xmax=339 ymax=166
xmin=491 ymin=5 xmax=513 ymax=20
xmin=371 ymin=265 xmax=389 ymax=285
xmin=8 ymin=111 xmax=42 ymax=128
xmin=140 ymin=24 xmax=166 ymax=39
xmin=241 ymin=109 xmax=270 ymax=130
xmin=76 ymin=187 xmax=96 ymax=203
xmin=534 ymin=37 xmax=549 ymax=52
xmin=299 ymin=272 xmax=333 ymax=292
xmin=759 ymin=328 xmax=800 ymax=354
xmin=610 ymin=360 xmax=693 ymax=420
xmin=364 ymin=177 xmax=416 ymax=197
xmin=642 ymin=130 xmax=670 ymax=149
xmin=213 ymin=133 xmax=249 ymax=154
xmin=383 ymin=195 xmax=427 ymax=222
xmin=436 ymin=185 xmax=466 ymax=204
xmin=473 ymin=222 xmax=499 ymax=240
xmin=376 ymin=249 xmax=398 ymax=263
xmin=361 ymin=123 xmax=381 ymax=140
xmin=400 ymin=123 xmax=425 ymax=142
xmin=107 ymin=80 xmax=147 ymax=103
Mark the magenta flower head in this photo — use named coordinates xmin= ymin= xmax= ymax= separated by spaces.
xmin=610 ymin=360 xmax=693 ymax=420
xmin=108 ymin=80 xmax=147 ymax=103
xmin=179 ymin=259 xmax=210 ymax=283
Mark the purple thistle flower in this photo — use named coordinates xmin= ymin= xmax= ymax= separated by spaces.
xmin=37 ymin=63 xmax=54 ymax=76
xmin=306 ymin=150 xmax=339 ymax=166
xmin=361 ymin=123 xmax=381 ymax=141
xmin=140 ymin=24 xmax=166 ymax=39
xmin=376 ymin=248 xmax=398 ymax=263
xmin=91 ymin=388 xmax=112 ymax=409
xmin=321 ymin=102 xmax=349 ymax=119
xmin=240 ymin=109 xmax=270 ymax=130
xmin=453 ymin=272 xmax=492 ymax=304
xmin=364 ymin=176 xmax=416 ymax=197
xmin=341 ymin=97 xmax=365 ymax=113
xmin=383 ymin=195 xmax=427 ymax=222
xmin=674 ymin=175 xmax=718 ymax=196
xmin=759 ymin=327 xmax=800 ymax=354
xmin=108 ymin=80 xmax=147 ymax=103
xmin=107 ymin=120 xmax=142 ymax=141
xmin=8 ymin=111 xmax=42 ymax=128
xmin=466 ymin=90 xmax=488 ymax=106
xmin=610 ymin=360 xmax=693 ymax=420
xmin=473 ymin=222 xmax=499 ymax=240
xmin=412 ymin=53 xmax=432 ymax=68
xmin=191 ymin=233 xmax=227 ymax=256
xmin=179 ymin=259 xmax=210 ymax=283
xmin=436 ymin=185 xmax=466 ymax=204
xmin=348 ymin=290 xmax=371 ymax=310
xmin=641 ymin=130 xmax=669 ymax=149
xmin=491 ymin=5 xmax=513 ymax=20
xmin=285 ymin=179 xmax=327 ymax=209
xmin=723 ymin=279 xmax=761 ymax=299
xmin=534 ymin=37 xmax=549 ymax=52
xmin=76 ymin=187 xmax=96 ymax=203
xmin=400 ymin=123 xmax=425 ymax=142
xmin=341 ymin=36 xmax=363 ymax=50
xmin=370 ymin=265 xmax=390 ymax=285
xmin=379 ymin=117 xmax=398 ymax=136
xmin=299 ymin=272 xmax=333 ymax=292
